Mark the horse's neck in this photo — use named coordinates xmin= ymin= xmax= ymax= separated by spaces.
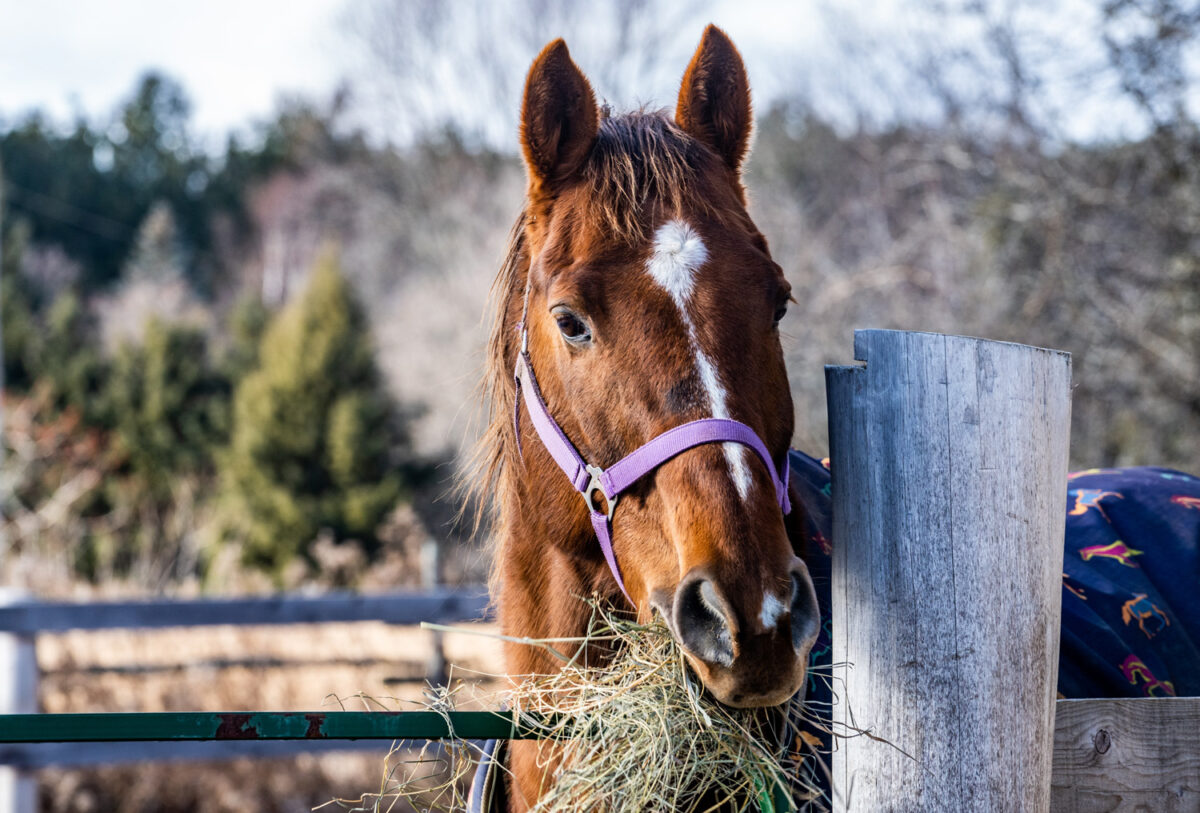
xmin=495 ymin=487 xmax=619 ymax=677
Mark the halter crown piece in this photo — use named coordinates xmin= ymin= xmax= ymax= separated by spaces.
xmin=513 ymin=321 xmax=792 ymax=606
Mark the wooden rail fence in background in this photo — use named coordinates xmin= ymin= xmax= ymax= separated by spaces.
xmin=0 ymin=588 xmax=489 ymax=813
xmin=0 ymin=589 xmax=489 ymax=633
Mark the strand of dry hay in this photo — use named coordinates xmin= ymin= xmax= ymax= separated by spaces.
xmin=326 ymin=601 xmax=828 ymax=813
xmin=315 ymin=682 xmax=484 ymax=813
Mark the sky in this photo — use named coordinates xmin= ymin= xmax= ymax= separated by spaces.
xmin=0 ymin=0 xmax=346 ymax=143
xmin=0 ymin=0 xmax=1184 ymax=149
xmin=0 ymin=0 xmax=858 ymax=148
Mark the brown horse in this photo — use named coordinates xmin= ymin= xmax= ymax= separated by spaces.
xmin=476 ymin=25 xmax=820 ymax=810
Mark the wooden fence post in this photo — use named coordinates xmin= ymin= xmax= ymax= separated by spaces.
xmin=0 ymin=590 xmax=36 ymax=813
xmin=825 ymin=330 xmax=1071 ymax=811
xmin=420 ymin=540 xmax=446 ymax=685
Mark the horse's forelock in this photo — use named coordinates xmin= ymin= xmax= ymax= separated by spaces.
xmin=584 ymin=110 xmax=721 ymax=243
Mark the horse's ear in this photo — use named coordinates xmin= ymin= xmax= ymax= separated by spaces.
xmin=520 ymin=39 xmax=599 ymax=197
xmin=675 ymin=25 xmax=752 ymax=172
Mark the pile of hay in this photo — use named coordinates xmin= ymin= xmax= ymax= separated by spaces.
xmin=505 ymin=603 xmax=820 ymax=812
xmin=339 ymin=602 xmax=825 ymax=812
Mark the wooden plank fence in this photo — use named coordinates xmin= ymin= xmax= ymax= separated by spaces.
xmin=1052 ymin=697 xmax=1200 ymax=811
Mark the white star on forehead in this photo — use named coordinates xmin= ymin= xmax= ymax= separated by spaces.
xmin=647 ymin=219 xmax=708 ymax=301
xmin=645 ymin=218 xmax=753 ymax=501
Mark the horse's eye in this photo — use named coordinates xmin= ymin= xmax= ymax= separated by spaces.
xmin=773 ymin=302 xmax=788 ymax=327
xmin=553 ymin=308 xmax=592 ymax=345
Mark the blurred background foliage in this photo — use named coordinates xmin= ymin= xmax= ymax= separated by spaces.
xmin=2 ymin=0 xmax=1199 ymax=598
xmin=221 ymin=251 xmax=406 ymax=572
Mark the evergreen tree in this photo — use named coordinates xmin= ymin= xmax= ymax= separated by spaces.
xmin=0 ymin=273 xmax=37 ymax=391
xmin=40 ymin=291 xmax=111 ymax=426
xmin=1 ymin=219 xmax=38 ymax=391
xmin=222 ymin=294 xmax=270 ymax=383
xmin=108 ymin=318 xmax=230 ymax=493
xmin=221 ymin=251 xmax=404 ymax=570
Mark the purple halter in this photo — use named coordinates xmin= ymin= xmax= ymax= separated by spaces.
xmin=513 ymin=335 xmax=792 ymax=605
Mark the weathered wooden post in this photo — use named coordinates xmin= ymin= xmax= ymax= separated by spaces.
xmin=0 ymin=590 xmax=36 ymax=813
xmin=420 ymin=540 xmax=447 ymax=685
xmin=826 ymin=330 xmax=1070 ymax=811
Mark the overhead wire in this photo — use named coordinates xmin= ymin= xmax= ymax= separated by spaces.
xmin=1 ymin=180 xmax=133 ymax=242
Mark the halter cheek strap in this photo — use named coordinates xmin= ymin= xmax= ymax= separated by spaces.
xmin=513 ymin=348 xmax=791 ymax=606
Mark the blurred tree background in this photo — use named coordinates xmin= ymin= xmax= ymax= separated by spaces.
xmin=2 ymin=0 xmax=1199 ymax=597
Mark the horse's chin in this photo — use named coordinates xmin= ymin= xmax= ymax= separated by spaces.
xmin=688 ymin=656 xmax=806 ymax=709
xmin=711 ymin=684 xmax=801 ymax=710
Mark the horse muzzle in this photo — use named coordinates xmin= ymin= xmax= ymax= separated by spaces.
xmin=654 ymin=558 xmax=820 ymax=708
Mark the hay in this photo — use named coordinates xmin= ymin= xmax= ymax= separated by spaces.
xmin=332 ymin=600 xmax=828 ymax=813
xmin=501 ymin=602 xmax=823 ymax=813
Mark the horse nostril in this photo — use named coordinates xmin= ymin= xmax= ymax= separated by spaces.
xmin=790 ymin=566 xmax=820 ymax=653
xmin=674 ymin=573 xmax=736 ymax=667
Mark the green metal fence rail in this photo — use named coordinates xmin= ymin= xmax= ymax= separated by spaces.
xmin=0 ymin=711 xmax=537 ymax=743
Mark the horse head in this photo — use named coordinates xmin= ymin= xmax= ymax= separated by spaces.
xmin=488 ymin=25 xmax=818 ymax=712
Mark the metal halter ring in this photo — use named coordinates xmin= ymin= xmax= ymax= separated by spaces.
xmin=584 ymin=464 xmax=618 ymax=520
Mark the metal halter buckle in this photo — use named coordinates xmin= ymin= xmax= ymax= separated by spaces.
xmin=583 ymin=464 xmax=618 ymax=520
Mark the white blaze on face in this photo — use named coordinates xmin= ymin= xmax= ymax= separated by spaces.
xmin=758 ymin=591 xmax=788 ymax=631
xmin=646 ymin=219 xmax=753 ymax=500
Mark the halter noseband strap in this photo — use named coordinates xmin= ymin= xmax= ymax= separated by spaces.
xmin=513 ymin=347 xmax=791 ymax=606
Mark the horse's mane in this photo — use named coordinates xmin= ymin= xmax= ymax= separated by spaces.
xmin=464 ymin=110 xmax=717 ymax=555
